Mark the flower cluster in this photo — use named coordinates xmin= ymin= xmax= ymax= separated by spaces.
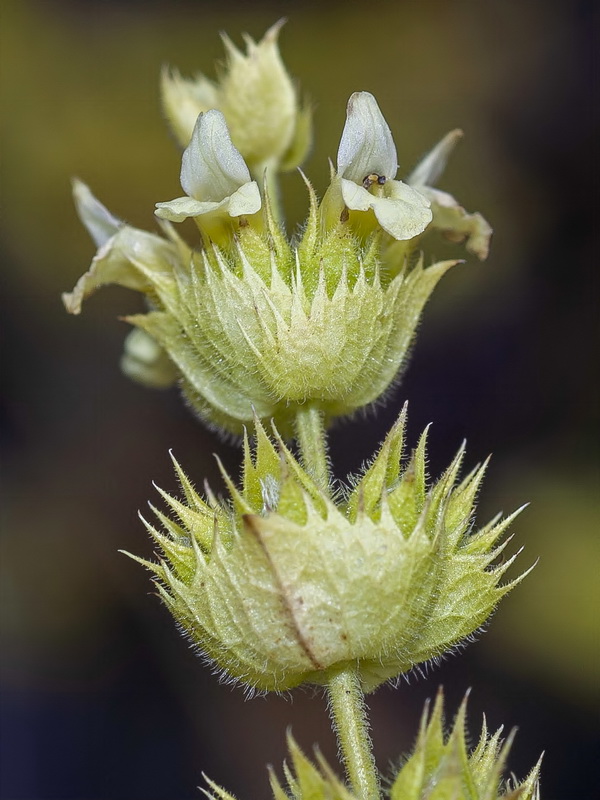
xmin=204 ymin=691 xmax=542 ymax=799
xmin=64 ymin=103 xmax=489 ymax=437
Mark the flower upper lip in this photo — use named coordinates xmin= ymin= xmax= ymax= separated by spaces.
xmin=72 ymin=177 xmax=122 ymax=247
xmin=155 ymin=109 xmax=262 ymax=223
xmin=337 ymin=92 xmax=398 ymax=183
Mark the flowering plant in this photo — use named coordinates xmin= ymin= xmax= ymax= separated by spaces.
xmin=64 ymin=21 xmax=540 ymax=799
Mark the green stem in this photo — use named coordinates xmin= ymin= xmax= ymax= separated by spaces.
xmin=294 ymin=404 xmax=330 ymax=490
xmin=327 ymin=665 xmax=380 ymax=799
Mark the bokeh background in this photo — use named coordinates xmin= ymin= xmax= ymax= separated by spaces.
xmin=1 ymin=0 xmax=597 ymax=798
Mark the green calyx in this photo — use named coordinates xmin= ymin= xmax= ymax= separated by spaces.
xmin=203 ymin=691 xmax=542 ymax=800
xmin=64 ymin=178 xmax=457 ymax=437
xmin=127 ymin=407 xmax=531 ymax=693
xmin=389 ymin=690 xmax=542 ymax=800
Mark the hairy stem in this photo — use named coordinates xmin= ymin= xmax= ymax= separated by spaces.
xmin=294 ymin=404 xmax=330 ymax=490
xmin=327 ymin=665 xmax=380 ymax=799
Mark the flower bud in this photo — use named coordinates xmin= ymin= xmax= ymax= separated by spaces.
xmin=161 ymin=20 xmax=311 ymax=175
xmin=389 ymin=690 xmax=542 ymax=800
xmin=128 ymin=410 xmax=531 ymax=694
xmin=120 ymin=329 xmax=178 ymax=389
xmin=64 ymin=180 xmax=457 ymax=436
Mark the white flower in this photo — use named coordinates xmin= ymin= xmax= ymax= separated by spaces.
xmin=336 ymin=92 xmax=432 ymax=241
xmin=155 ymin=109 xmax=261 ymax=224
xmin=407 ymin=129 xmax=493 ymax=260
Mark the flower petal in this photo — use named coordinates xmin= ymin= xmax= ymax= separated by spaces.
xmin=155 ymin=184 xmax=261 ymax=222
xmin=72 ymin=179 xmax=122 ymax=247
xmin=407 ymin=129 xmax=463 ymax=188
xmin=180 ymin=109 xmax=253 ymax=202
xmin=341 ymin=178 xmax=432 ymax=241
xmin=62 ymin=226 xmax=178 ymax=314
xmin=420 ymin=186 xmax=493 ymax=260
xmin=155 ymin=196 xmax=223 ymax=223
xmin=337 ymin=92 xmax=398 ymax=182
xmin=227 ymin=181 xmax=262 ymax=217
xmin=372 ymin=181 xmax=432 ymax=241
xmin=340 ymin=178 xmax=375 ymax=212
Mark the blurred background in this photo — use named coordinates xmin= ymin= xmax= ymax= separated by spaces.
xmin=1 ymin=0 xmax=597 ymax=797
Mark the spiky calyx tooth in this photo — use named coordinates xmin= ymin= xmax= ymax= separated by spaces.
xmin=389 ymin=690 xmax=542 ymax=800
xmin=131 ymin=411 xmax=532 ymax=693
xmin=65 ymin=174 xmax=457 ymax=437
xmin=203 ymin=693 xmax=541 ymax=799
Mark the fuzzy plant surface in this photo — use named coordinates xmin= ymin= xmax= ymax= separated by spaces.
xmin=203 ymin=692 xmax=542 ymax=800
xmin=128 ymin=407 xmax=531 ymax=694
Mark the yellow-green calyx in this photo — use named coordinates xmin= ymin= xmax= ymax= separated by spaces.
xmin=63 ymin=175 xmax=457 ymax=436
xmin=129 ymin=409 xmax=530 ymax=693
xmin=389 ymin=690 xmax=542 ymax=800
xmin=203 ymin=692 xmax=542 ymax=800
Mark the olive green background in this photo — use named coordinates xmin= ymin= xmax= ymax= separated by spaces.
xmin=1 ymin=0 xmax=597 ymax=797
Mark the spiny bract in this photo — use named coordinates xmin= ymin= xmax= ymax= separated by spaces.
xmin=389 ymin=690 xmax=542 ymax=800
xmin=129 ymin=407 xmax=531 ymax=693
xmin=203 ymin=692 xmax=542 ymax=800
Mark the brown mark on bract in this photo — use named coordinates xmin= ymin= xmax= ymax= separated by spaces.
xmin=243 ymin=514 xmax=324 ymax=671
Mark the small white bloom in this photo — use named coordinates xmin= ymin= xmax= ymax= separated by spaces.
xmin=155 ymin=110 xmax=261 ymax=224
xmin=336 ymin=92 xmax=432 ymax=241
xmin=407 ymin=129 xmax=493 ymax=260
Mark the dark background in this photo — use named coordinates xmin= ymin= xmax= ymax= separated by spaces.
xmin=1 ymin=0 xmax=598 ymax=798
